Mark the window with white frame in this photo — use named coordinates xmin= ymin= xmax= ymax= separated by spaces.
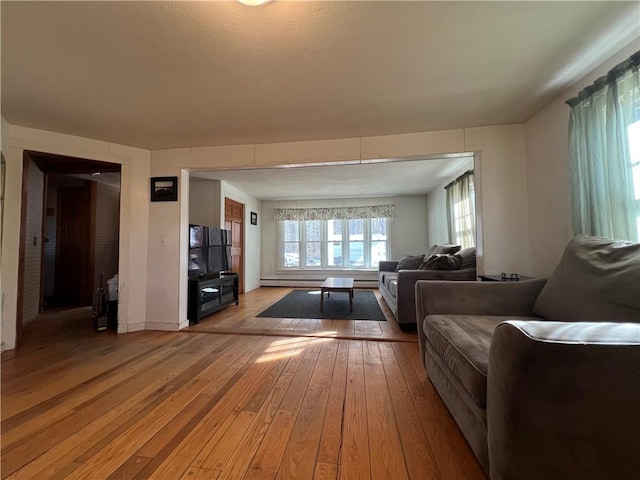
xmin=566 ymin=52 xmax=640 ymax=242
xmin=278 ymin=217 xmax=390 ymax=269
xmin=445 ymin=170 xmax=476 ymax=248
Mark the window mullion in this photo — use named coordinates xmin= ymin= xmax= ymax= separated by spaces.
xmin=364 ymin=219 xmax=371 ymax=268
xmin=300 ymin=221 xmax=305 ymax=268
xmin=321 ymin=220 xmax=327 ymax=268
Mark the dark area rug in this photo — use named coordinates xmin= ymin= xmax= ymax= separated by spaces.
xmin=257 ymin=289 xmax=387 ymax=321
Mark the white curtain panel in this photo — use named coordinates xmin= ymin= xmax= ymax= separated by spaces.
xmin=567 ymin=52 xmax=640 ymax=242
xmin=446 ymin=171 xmax=475 ymax=248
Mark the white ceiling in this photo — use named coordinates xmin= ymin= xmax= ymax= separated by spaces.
xmin=191 ymin=155 xmax=474 ymax=200
xmin=2 ymin=1 xmax=638 ymax=151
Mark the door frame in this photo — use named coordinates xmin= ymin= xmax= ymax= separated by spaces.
xmin=224 ymin=197 xmax=245 ymax=294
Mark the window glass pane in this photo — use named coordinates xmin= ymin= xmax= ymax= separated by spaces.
xmin=349 ymin=241 xmax=364 ymax=266
xmin=371 ymin=218 xmax=387 ymax=240
xmin=328 ymin=219 xmax=342 ymax=241
xmin=283 ymin=221 xmax=299 ymax=241
xmin=306 ymin=242 xmax=321 ymax=266
xmin=370 ymin=241 xmax=387 ymax=267
xmin=348 ymin=219 xmax=364 ymax=241
xmin=284 ymin=242 xmax=299 ymax=267
xmin=328 ymin=242 xmax=342 ymax=266
xmin=305 ymin=220 xmax=321 ymax=241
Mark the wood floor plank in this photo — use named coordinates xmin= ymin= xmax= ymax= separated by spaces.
xmin=338 ymin=341 xmax=371 ymax=479
xmin=388 ymin=342 xmax=482 ymax=479
xmin=180 ymin=467 xmax=221 ymax=480
xmin=377 ymin=342 xmax=441 ymax=480
xmin=316 ymin=340 xmax=349 ymax=466
xmin=363 ymin=342 xmax=410 ymax=480
xmin=314 ymin=462 xmax=338 ymax=480
xmin=276 ymin=386 xmax=329 ymax=480
xmin=244 ymin=410 xmax=297 ymax=480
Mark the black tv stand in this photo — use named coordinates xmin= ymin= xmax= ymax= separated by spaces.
xmin=187 ymin=272 xmax=239 ymax=324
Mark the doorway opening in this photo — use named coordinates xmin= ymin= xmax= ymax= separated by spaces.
xmin=17 ymin=151 xmax=121 ymax=343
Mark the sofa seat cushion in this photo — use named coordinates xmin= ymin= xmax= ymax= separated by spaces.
xmin=383 ymin=272 xmax=397 ymax=291
xmin=424 ymin=314 xmax=539 ymax=408
xmin=387 ymin=279 xmax=397 ymax=297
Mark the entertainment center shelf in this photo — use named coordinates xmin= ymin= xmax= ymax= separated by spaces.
xmin=188 ymin=273 xmax=239 ymax=324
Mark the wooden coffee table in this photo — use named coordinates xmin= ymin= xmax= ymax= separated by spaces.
xmin=320 ymin=277 xmax=354 ymax=312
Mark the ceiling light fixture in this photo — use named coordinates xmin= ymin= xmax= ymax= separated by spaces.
xmin=238 ymin=0 xmax=271 ymax=6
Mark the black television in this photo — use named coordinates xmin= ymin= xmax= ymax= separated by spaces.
xmin=188 ymin=225 xmax=232 ymax=278
xmin=188 ymin=248 xmax=207 ymax=277
xmin=189 ymin=225 xmax=206 ymax=248
xmin=207 ymin=226 xmax=222 ymax=246
xmin=207 ymin=246 xmax=223 ymax=274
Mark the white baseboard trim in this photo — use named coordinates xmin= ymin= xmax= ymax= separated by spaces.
xmin=144 ymin=322 xmax=182 ymax=332
xmin=127 ymin=322 xmax=145 ymax=333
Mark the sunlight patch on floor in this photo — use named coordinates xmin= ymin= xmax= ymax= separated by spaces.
xmin=255 ymin=335 xmax=334 ymax=363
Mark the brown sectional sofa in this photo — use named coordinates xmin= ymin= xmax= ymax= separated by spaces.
xmin=415 ymin=235 xmax=640 ymax=479
xmin=378 ymin=245 xmax=476 ymax=328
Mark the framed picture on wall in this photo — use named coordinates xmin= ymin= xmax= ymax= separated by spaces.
xmin=150 ymin=176 xmax=178 ymax=202
xmin=250 ymin=211 xmax=258 ymax=225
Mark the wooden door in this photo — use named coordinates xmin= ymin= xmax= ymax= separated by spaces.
xmin=54 ymin=183 xmax=96 ymax=306
xmin=224 ymin=197 xmax=244 ymax=293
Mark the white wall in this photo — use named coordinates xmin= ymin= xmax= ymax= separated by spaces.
xmin=94 ymin=182 xmax=121 ymax=291
xmin=23 ymin=158 xmax=44 ymax=325
xmin=1 ymin=124 xmax=150 ymax=350
xmin=260 ymin=195 xmax=429 ymax=283
xmin=426 ymin=157 xmax=475 ymax=246
xmin=466 ymin=125 xmax=530 ymax=275
xmin=525 ymin=40 xmax=639 ymax=277
xmin=189 ymin=178 xmax=220 ymax=226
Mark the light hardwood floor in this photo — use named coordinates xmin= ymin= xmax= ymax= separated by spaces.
xmin=1 ymin=288 xmax=486 ymax=480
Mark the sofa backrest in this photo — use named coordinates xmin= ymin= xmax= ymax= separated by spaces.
xmin=533 ymin=235 xmax=640 ymax=323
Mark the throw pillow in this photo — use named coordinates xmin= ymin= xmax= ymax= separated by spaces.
xmin=533 ymin=234 xmax=640 ymax=322
xmin=425 ymin=244 xmax=439 ymax=257
xmin=455 ymin=247 xmax=476 ymax=270
xmin=432 ymin=244 xmax=462 ymax=255
xmin=419 ymin=254 xmax=462 ymax=270
xmin=395 ymin=255 xmax=425 ymax=271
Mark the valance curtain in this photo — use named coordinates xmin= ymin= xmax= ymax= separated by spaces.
xmin=273 ymin=204 xmax=395 ymax=221
xmin=566 ymin=51 xmax=640 ymax=242
xmin=445 ymin=170 xmax=475 ymax=248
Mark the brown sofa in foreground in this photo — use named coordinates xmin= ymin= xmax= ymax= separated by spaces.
xmin=415 ymin=235 xmax=640 ymax=479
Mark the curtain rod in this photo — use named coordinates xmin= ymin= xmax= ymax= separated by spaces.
xmin=444 ymin=169 xmax=473 ymax=190
xmin=566 ymin=50 xmax=640 ymax=107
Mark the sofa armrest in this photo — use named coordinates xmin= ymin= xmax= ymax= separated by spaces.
xmin=488 ymin=321 xmax=640 ymax=480
xmin=378 ymin=260 xmax=398 ymax=272
xmin=415 ymin=278 xmax=547 ymax=319
xmin=390 ymin=268 xmax=478 ymax=325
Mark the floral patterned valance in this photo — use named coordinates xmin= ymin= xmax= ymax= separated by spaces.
xmin=274 ymin=205 xmax=395 ymax=221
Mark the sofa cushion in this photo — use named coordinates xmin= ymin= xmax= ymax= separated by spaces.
xmin=533 ymin=235 xmax=640 ymax=323
xmin=432 ymin=244 xmax=462 ymax=255
xmin=455 ymin=247 xmax=477 ymax=270
xmin=395 ymin=255 xmax=424 ymax=271
xmin=424 ymin=315 xmax=539 ymax=408
xmin=419 ymin=254 xmax=462 ymax=270
xmin=383 ymin=272 xmax=397 ymax=291
xmin=387 ymin=279 xmax=397 ymax=297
